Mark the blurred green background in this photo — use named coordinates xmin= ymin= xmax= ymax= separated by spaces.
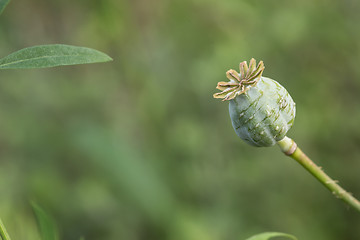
xmin=1 ymin=0 xmax=360 ymax=239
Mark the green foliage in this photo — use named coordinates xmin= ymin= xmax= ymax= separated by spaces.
xmin=0 ymin=0 xmax=111 ymax=70
xmin=0 ymin=45 xmax=112 ymax=69
xmin=0 ymin=1 xmax=107 ymax=239
xmin=0 ymin=0 xmax=10 ymax=15
xmin=0 ymin=218 xmax=12 ymax=240
xmin=32 ymin=203 xmax=59 ymax=240
xmin=1 ymin=204 xmax=85 ymax=240
xmin=245 ymin=232 xmax=297 ymax=240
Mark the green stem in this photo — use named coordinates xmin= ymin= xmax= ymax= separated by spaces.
xmin=0 ymin=218 xmax=11 ymax=240
xmin=277 ymin=136 xmax=360 ymax=212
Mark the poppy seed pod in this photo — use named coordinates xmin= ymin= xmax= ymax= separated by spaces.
xmin=213 ymin=59 xmax=296 ymax=147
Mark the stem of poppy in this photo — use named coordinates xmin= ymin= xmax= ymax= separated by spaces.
xmin=277 ymin=136 xmax=360 ymax=212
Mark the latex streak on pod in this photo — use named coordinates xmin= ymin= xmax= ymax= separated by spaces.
xmin=213 ymin=58 xmax=296 ymax=147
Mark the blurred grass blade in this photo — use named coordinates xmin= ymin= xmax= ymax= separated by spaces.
xmin=0 ymin=0 xmax=10 ymax=15
xmin=32 ymin=202 xmax=59 ymax=240
xmin=245 ymin=232 xmax=297 ymax=240
xmin=0 ymin=218 xmax=12 ymax=240
xmin=0 ymin=44 xmax=112 ymax=69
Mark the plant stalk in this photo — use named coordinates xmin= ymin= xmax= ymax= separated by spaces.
xmin=277 ymin=136 xmax=360 ymax=212
xmin=0 ymin=218 xmax=11 ymax=240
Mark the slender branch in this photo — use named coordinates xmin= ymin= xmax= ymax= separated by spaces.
xmin=0 ymin=218 xmax=12 ymax=240
xmin=277 ymin=136 xmax=360 ymax=212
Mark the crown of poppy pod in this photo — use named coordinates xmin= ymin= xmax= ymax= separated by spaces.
xmin=213 ymin=58 xmax=264 ymax=101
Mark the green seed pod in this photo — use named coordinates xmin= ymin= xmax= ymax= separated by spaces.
xmin=213 ymin=59 xmax=295 ymax=147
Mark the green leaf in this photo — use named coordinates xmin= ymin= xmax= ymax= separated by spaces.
xmin=31 ymin=202 xmax=59 ymax=240
xmin=0 ymin=44 xmax=112 ymax=69
xmin=245 ymin=232 xmax=298 ymax=240
xmin=0 ymin=218 xmax=12 ymax=240
xmin=0 ymin=0 xmax=11 ymax=15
